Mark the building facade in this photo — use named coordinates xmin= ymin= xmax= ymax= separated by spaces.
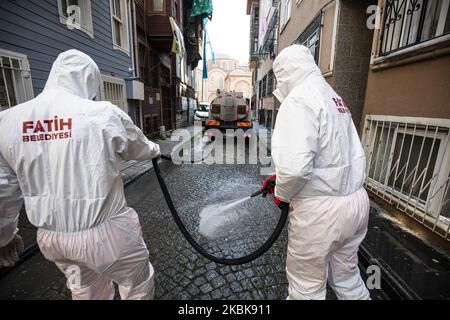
xmin=247 ymin=0 xmax=450 ymax=240
xmin=247 ymin=0 xmax=259 ymax=118
xmin=276 ymin=0 xmax=376 ymax=127
xmin=360 ymin=0 xmax=450 ymax=240
xmin=0 ymin=0 xmax=143 ymax=125
xmin=195 ymin=56 xmax=252 ymax=104
xmin=133 ymin=0 xmax=205 ymax=133
xmin=0 ymin=0 xmax=206 ymax=134
xmin=249 ymin=0 xmax=279 ymax=129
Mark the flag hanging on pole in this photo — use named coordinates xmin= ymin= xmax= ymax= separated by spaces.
xmin=202 ymin=18 xmax=208 ymax=79
xmin=191 ymin=0 xmax=213 ymax=19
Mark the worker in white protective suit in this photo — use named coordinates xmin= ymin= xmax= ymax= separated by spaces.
xmin=261 ymin=45 xmax=371 ymax=300
xmin=0 ymin=49 xmax=160 ymax=300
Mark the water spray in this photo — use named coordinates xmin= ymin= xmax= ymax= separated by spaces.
xmin=152 ymin=156 xmax=289 ymax=265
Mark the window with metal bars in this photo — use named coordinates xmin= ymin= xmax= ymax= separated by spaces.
xmin=258 ymin=80 xmax=263 ymax=99
xmin=380 ymin=0 xmax=450 ymax=55
xmin=363 ymin=115 xmax=450 ymax=240
xmin=295 ymin=12 xmax=321 ymax=64
xmin=262 ymin=75 xmax=267 ymax=98
xmin=0 ymin=50 xmax=34 ymax=111
xmin=267 ymin=70 xmax=274 ymax=97
xmin=101 ymin=75 xmax=128 ymax=112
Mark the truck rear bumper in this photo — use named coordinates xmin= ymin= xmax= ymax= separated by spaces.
xmin=205 ymin=121 xmax=252 ymax=131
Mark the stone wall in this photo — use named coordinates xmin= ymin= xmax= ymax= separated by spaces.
xmin=333 ymin=0 xmax=376 ymax=126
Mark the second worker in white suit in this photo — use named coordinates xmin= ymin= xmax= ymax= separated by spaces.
xmin=262 ymin=45 xmax=371 ymax=300
xmin=0 ymin=50 xmax=160 ymax=300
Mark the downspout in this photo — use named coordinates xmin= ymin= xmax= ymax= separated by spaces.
xmin=129 ymin=0 xmax=137 ymax=78
xmin=128 ymin=0 xmax=143 ymax=129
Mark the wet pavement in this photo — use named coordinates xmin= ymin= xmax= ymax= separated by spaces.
xmin=1 ymin=127 xmax=449 ymax=300
xmin=364 ymin=203 xmax=450 ymax=299
xmin=127 ymin=156 xmax=291 ymax=300
xmin=0 ymin=132 xmax=293 ymax=300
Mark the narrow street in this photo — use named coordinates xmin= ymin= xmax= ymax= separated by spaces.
xmin=0 ymin=137 xmax=292 ymax=300
xmin=1 ymin=132 xmax=449 ymax=300
xmin=126 ymin=151 xmax=290 ymax=300
xmin=0 ymin=0 xmax=449 ymax=310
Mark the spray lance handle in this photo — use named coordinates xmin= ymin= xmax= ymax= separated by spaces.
xmin=260 ymin=175 xmax=277 ymax=198
xmin=251 ymin=175 xmax=277 ymax=198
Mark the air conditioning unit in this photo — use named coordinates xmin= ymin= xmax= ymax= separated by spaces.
xmin=125 ymin=79 xmax=144 ymax=100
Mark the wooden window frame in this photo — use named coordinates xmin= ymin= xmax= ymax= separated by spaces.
xmin=57 ymin=0 xmax=94 ymax=38
xmin=0 ymin=49 xmax=34 ymax=111
xmin=110 ymin=0 xmax=130 ymax=54
xmin=147 ymin=0 xmax=166 ymax=15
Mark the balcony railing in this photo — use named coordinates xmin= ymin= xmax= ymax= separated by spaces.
xmin=380 ymin=0 xmax=450 ymax=55
xmin=259 ymin=8 xmax=278 ymax=59
xmin=362 ymin=115 xmax=450 ymax=240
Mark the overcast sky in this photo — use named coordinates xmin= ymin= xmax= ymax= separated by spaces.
xmin=205 ymin=0 xmax=250 ymax=65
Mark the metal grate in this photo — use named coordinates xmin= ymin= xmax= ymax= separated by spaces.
xmin=259 ymin=6 xmax=278 ymax=59
xmin=101 ymin=75 xmax=127 ymax=112
xmin=0 ymin=52 xmax=33 ymax=111
xmin=362 ymin=115 xmax=450 ymax=240
xmin=380 ymin=0 xmax=450 ymax=55
xmin=267 ymin=70 xmax=274 ymax=97
xmin=262 ymin=74 xmax=267 ymax=98
xmin=295 ymin=11 xmax=322 ymax=64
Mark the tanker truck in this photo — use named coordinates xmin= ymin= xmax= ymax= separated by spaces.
xmin=204 ymin=89 xmax=252 ymax=132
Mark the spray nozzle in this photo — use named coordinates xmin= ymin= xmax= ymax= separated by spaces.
xmin=250 ymin=189 xmax=264 ymax=198
xmin=160 ymin=154 xmax=172 ymax=161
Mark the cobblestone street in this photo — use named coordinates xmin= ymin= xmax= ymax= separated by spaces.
xmin=0 ymin=135 xmax=296 ymax=300
xmin=130 ymin=153 xmax=290 ymax=300
xmin=2 ymin=131 xmax=448 ymax=301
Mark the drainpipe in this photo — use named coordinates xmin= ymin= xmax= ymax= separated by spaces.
xmin=129 ymin=0 xmax=137 ymax=78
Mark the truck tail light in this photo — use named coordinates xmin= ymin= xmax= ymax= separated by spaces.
xmin=237 ymin=122 xmax=252 ymax=128
xmin=206 ymin=120 xmax=220 ymax=126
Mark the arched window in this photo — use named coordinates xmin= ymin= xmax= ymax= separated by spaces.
xmin=235 ymin=81 xmax=250 ymax=96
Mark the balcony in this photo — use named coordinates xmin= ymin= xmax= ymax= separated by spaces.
xmin=144 ymin=14 xmax=173 ymax=53
xmin=259 ymin=8 xmax=278 ymax=59
xmin=134 ymin=0 xmax=177 ymax=53
xmin=184 ymin=14 xmax=203 ymax=67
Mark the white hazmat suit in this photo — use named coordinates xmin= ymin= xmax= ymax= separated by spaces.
xmin=0 ymin=50 xmax=160 ymax=300
xmin=271 ymin=45 xmax=370 ymax=300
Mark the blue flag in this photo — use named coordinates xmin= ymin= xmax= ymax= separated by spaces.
xmin=202 ymin=18 xmax=208 ymax=79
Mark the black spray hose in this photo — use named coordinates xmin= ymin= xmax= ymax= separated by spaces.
xmin=152 ymin=157 xmax=289 ymax=265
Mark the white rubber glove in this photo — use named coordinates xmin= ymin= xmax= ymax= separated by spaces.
xmin=0 ymin=234 xmax=24 ymax=267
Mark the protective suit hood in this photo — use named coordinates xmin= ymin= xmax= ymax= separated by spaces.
xmin=44 ymin=49 xmax=102 ymax=100
xmin=272 ymin=45 xmax=321 ymax=103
